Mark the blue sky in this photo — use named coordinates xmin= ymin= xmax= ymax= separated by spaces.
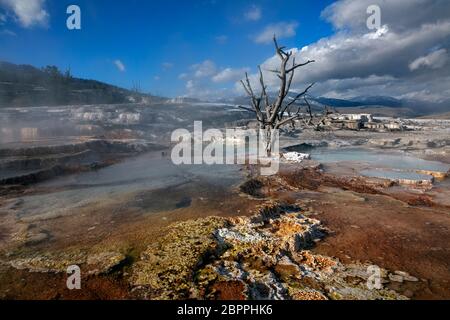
xmin=1 ymin=0 xmax=449 ymax=104
xmin=0 ymin=0 xmax=335 ymax=97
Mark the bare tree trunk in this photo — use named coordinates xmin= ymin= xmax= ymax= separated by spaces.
xmin=239 ymin=36 xmax=326 ymax=157
xmin=265 ymin=127 xmax=272 ymax=156
xmin=262 ymin=126 xmax=277 ymax=157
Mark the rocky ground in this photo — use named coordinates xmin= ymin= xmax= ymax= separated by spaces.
xmin=244 ymin=163 xmax=450 ymax=299
xmin=280 ymin=119 xmax=450 ymax=164
xmin=130 ymin=202 xmax=415 ymax=300
xmin=1 ymin=162 xmax=447 ymax=299
xmin=0 ymin=201 xmax=421 ymax=300
xmin=0 ymin=112 xmax=449 ymax=300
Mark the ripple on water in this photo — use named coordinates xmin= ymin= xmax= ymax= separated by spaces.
xmin=360 ymin=169 xmax=433 ymax=181
xmin=14 ymin=151 xmax=244 ymax=220
xmin=310 ymin=148 xmax=450 ymax=174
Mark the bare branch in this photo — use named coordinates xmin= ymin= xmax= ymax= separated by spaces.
xmin=303 ymin=96 xmax=314 ymax=125
xmin=265 ymin=69 xmax=281 ymax=74
xmin=269 ymin=58 xmax=290 ymax=122
xmin=258 ymin=66 xmax=270 ymax=111
xmin=286 ymin=60 xmax=315 ymax=73
xmin=273 ymin=35 xmax=280 ymax=50
xmin=279 ymin=82 xmax=315 ymax=118
xmin=275 ymin=114 xmax=300 ymax=129
xmin=273 ymin=35 xmax=291 ymax=59
xmin=283 ymin=82 xmax=315 ymax=110
xmin=241 ymin=73 xmax=264 ymax=123
xmin=244 ymin=72 xmax=255 ymax=98
xmin=240 ymin=80 xmax=252 ymax=97
xmin=238 ymin=106 xmax=256 ymax=113
xmin=284 ymin=57 xmax=295 ymax=98
xmin=240 ymin=37 xmax=322 ymax=153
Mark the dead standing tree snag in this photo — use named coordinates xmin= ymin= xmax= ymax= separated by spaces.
xmin=239 ymin=35 xmax=317 ymax=156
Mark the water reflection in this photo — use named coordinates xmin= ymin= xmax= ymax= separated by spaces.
xmin=310 ymin=147 xmax=450 ymax=173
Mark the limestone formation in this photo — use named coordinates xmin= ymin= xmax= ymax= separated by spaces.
xmin=129 ymin=203 xmax=411 ymax=300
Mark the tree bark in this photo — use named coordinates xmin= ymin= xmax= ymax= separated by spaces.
xmin=239 ymin=36 xmax=331 ymax=157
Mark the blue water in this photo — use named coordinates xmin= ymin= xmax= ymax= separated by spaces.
xmin=310 ymin=148 xmax=450 ymax=173
xmin=360 ymin=169 xmax=433 ymax=181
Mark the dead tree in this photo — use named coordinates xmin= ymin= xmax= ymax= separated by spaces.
xmin=239 ymin=36 xmax=316 ymax=155
xmin=302 ymin=97 xmax=337 ymax=131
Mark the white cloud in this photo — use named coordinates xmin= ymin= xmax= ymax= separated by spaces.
xmin=409 ymin=49 xmax=448 ymax=71
xmin=215 ymin=35 xmax=228 ymax=44
xmin=398 ymin=89 xmax=447 ymax=103
xmin=179 ymin=60 xmax=250 ymax=99
xmin=154 ymin=76 xmax=160 ymax=81
xmin=179 ymin=0 xmax=450 ymax=105
xmin=245 ymin=5 xmax=261 ymax=21
xmin=113 ymin=60 xmax=126 ymax=72
xmin=243 ymin=0 xmax=450 ymax=105
xmin=321 ymin=0 xmax=450 ymax=33
xmin=0 ymin=29 xmax=16 ymax=36
xmin=162 ymin=62 xmax=174 ymax=70
xmin=254 ymin=21 xmax=298 ymax=44
xmin=186 ymin=80 xmax=195 ymax=90
xmin=212 ymin=67 xmax=250 ymax=83
xmin=184 ymin=78 xmax=235 ymax=100
xmin=191 ymin=60 xmax=217 ymax=78
xmin=0 ymin=0 xmax=49 ymax=28
xmin=0 ymin=13 xmax=7 ymax=24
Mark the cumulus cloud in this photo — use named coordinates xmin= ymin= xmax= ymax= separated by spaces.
xmin=212 ymin=67 xmax=250 ymax=83
xmin=185 ymin=79 xmax=211 ymax=98
xmin=409 ymin=49 xmax=448 ymax=71
xmin=0 ymin=13 xmax=6 ymax=24
xmin=243 ymin=0 xmax=450 ymax=105
xmin=322 ymin=0 xmax=450 ymax=33
xmin=0 ymin=0 xmax=49 ymax=28
xmin=191 ymin=60 xmax=217 ymax=78
xmin=162 ymin=62 xmax=174 ymax=70
xmin=113 ymin=60 xmax=126 ymax=72
xmin=184 ymin=78 xmax=235 ymax=100
xmin=0 ymin=29 xmax=16 ymax=36
xmin=178 ymin=60 xmax=250 ymax=99
xmin=179 ymin=1 xmax=450 ymax=105
xmin=186 ymin=80 xmax=195 ymax=90
xmin=215 ymin=35 xmax=228 ymax=44
xmin=254 ymin=21 xmax=298 ymax=44
xmin=245 ymin=5 xmax=262 ymax=21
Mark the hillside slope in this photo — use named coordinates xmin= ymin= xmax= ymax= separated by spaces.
xmin=419 ymin=111 xmax=450 ymax=119
xmin=0 ymin=62 xmax=163 ymax=108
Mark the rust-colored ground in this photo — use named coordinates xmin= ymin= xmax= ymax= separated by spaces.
xmin=270 ymin=166 xmax=450 ymax=300
xmin=0 ymin=181 xmax=260 ymax=300
xmin=1 ymin=164 xmax=449 ymax=300
xmin=0 ymin=266 xmax=130 ymax=300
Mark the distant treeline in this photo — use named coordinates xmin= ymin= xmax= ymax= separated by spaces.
xmin=0 ymin=61 xmax=160 ymax=108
